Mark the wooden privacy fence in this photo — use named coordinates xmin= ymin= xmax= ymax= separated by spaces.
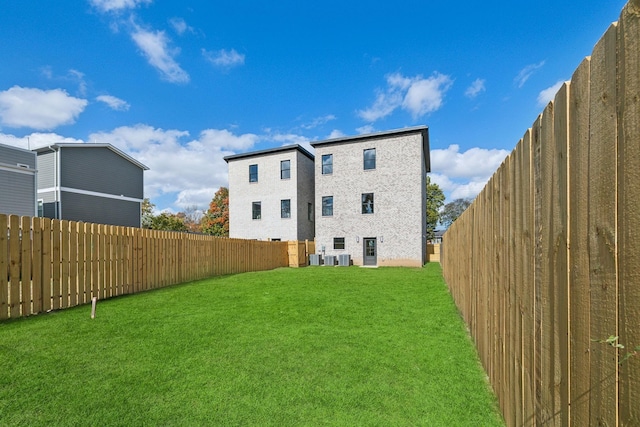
xmin=442 ymin=2 xmax=639 ymax=426
xmin=1 ymin=214 xmax=289 ymax=320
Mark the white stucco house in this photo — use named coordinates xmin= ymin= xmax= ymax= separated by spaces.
xmin=224 ymin=144 xmax=315 ymax=241
xmin=310 ymin=126 xmax=430 ymax=267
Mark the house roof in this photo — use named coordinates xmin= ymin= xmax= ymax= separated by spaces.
xmin=223 ymin=144 xmax=314 ymax=163
xmin=33 ymin=143 xmax=149 ymax=171
xmin=310 ymin=125 xmax=430 ymax=172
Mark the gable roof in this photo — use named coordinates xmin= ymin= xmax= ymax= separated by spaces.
xmin=33 ymin=143 xmax=149 ymax=171
xmin=224 ymin=144 xmax=314 ymax=163
xmin=310 ymin=125 xmax=430 ymax=172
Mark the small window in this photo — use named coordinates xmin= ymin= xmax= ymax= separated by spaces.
xmin=333 ymin=237 xmax=345 ymax=250
xmin=364 ymin=148 xmax=376 ymax=170
xmin=37 ymin=200 xmax=44 ymax=217
xmin=362 ymin=193 xmax=374 ymax=214
xmin=280 ymin=160 xmax=291 ymax=179
xmin=308 ymin=203 xmax=313 ymax=221
xmin=322 ymin=154 xmax=333 ymax=175
xmin=281 ymin=199 xmax=291 ymax=218
xmin=252 ymin=202 xmax=261 ymax=219
xmin=322 ymin=196 xmax=333 ymax=216
xmin=249 ymin=164 xmax=258 ymax=182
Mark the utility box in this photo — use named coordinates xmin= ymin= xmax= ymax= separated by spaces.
xmin=324 ymin=255 xmax=336 ymax=266
xmin=309 ymin=254 xmax=322 ymax=266
xmin=338 ymin=254 xmax=351 ymax=266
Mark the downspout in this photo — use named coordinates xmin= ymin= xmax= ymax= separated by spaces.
xmin=45 ymin=145 xmax=60 ymax=219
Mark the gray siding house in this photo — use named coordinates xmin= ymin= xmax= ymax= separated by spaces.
xmin=224 ymin=145 xmax=315 ymax=241
xmin=34 ymin=143 xmax=149 ymax=227
xmin=311 ymin=126 xmax=430 ymax=267
xmin=0 ymin=143 xmax=37 ymax=217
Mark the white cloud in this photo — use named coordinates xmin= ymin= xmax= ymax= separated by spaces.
xmin=88 ymin=124 xmax=258 ymax=209
xmin=356 ymin=125 xmax=376 ymax=134
xmin=465 ymin=78 xmax=486 ymax=99
xmin=327 ymin=129 xmax=345 ymax=139
xmin=202 ymin=48 xmax=245 ymax=68
xmin=431 ymin=144 xmax=509 ymax=180
xmin=358 ymin=72 xmax=452 ymax=122
xmin=429 ymin=144 xmax=509 ymax=202
xmin=0 ymin=86 xmax=88 ymax=130
xmin=169 ymin=17 xmax=193 ymax=35
xmin=300 ymin=114 xmax=336 ymax=130
xmin=402 ymin=73 xmax=453 ymax=119
xmin=96 ymin=94 xmax=130 ymax=111
xmin=514 ymin=61 xmax=545 ymax=88
xmin=89 ymin=0 xmax=152 ymax=13
xmin=131 ymin=25 xmax=189 ymax=83
xmin=537 ymin=80 xmax=566 ymax=107
xmin=0 ymin=132 xmax=84 ymax=150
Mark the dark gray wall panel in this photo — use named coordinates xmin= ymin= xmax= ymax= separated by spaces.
xmin=60 ymin=147 xmax=144 ymax=198
xmin=61 ymin=191 xmax=141 ymax=227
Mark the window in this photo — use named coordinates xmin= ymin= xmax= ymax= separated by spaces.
xmin=322 ymin=196 xmax=333 ymax=216
xmin=362 ymin=193 xmax=374 ymax=214
xmin=364 ymin=148 xmax=376 ymax=170
xmin=249 ymin=164 xmax=258 ymax=182
xmin=281 ymin=199 xmax=291 ymax=218
xmin=37 ymin=200 xmax=44 ymax=217
xmin=333 ymin=237 xmax=345 ymax=250
xmin=322 ymin=154 xmax=333 ymax=174
xmin=308 ymin=203 xmax=313 ymax=221
xmin=252 ymin=202 xmax=261 ymax=219
xmin=280 ymin=160 xmax=291 ymax=179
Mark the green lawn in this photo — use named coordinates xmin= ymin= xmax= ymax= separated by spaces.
xmin=0 ymin=264 xmax=504 ymax=426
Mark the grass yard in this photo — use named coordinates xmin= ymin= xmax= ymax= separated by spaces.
xmin=0 ymin=264 xmax=504 ymax=426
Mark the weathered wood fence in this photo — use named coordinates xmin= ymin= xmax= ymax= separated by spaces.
xmin=1 ymin=214 xmax=289 ymax=320
xmin=442 ymin=2 xmax=639 ymax=426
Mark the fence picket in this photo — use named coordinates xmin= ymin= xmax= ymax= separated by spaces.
xmin=0 ymin=215 xmax=7 ymax=319
xmin=21 ymin=216 xmax=32 ymax=315
xmin=9 ymin=215 xmax=21 ymax=318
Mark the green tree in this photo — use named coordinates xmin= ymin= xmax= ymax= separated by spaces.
xmin=150 ymin=212 xmax=188 ymax=232
xmin=141 ymin=198 xmax=155 ymax=228
xmin=426 ymin=176 xmax=445 ymax=241
xmin=201 ymin=187 xmax=229 ymax=237
xmin=440 ymin=198 xmax=473 ymax=228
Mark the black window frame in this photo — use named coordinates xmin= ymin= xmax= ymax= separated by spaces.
xmin=281 ymin=199 xmax=291 ymax=218
xmin=252 ymin=201 xmax=261 ymax=219
xmin=322 ymin=196 xmax=333 ymax=216
xmin=362 ymin=193 xmax=374 ymax=214
xmin=333 ymin=237 xmax=345 ymax=250
xmin=249 ymin=164 xmax=258 ymax=182
xmin=280 ymin=160 xmax=291 ymax=180
xmin=321 ymin=154 xmax=333 ymax=175
xmin=363 ymin=148 xmax=376 ymax=170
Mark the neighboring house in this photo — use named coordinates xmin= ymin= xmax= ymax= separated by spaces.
xmin=224 ymin=144 xmax=315 ymax=241
xmin=430 ymin=229 xmax=445 ymax=244
xmin=0 ymin=143 xmax=37 ymax=217
xmin=34 ymin=143 xmax=149 ymax=227
xmin=311 ymin=126 xmax=430 ymax=267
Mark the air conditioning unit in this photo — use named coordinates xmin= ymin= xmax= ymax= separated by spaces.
xmin=324 ymin=255 xmax=336 ymax=266
xmin=309 ymin=254 xmax=322 ymax=266
xmin=338 ymin=254 xmax=351 ymax=266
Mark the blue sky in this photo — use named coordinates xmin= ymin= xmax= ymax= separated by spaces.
xmin=0 ymin=0 xmax=628 ymax=212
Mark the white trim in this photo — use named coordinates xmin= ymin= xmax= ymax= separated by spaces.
xmin=0 ymin=163 xmax=36 ymax=175
xmin=37 ymin=186 xmax=143 ymax=203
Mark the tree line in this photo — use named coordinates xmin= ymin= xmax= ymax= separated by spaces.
xmin=142 ymin=187 xmax=229 ymax=236
xmin=426 ymin=177 xmax=473 ymax=241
